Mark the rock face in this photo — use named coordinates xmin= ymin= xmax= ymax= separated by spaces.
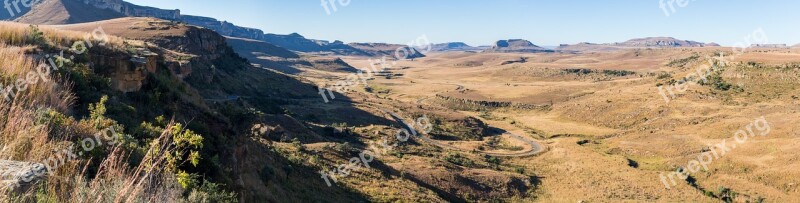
xmin=485 ymin=39 xmax=552 ymax=53
xmin=91 ymin=48 xmax=158 ymax=92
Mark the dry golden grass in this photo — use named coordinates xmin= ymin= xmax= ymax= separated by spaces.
xmin=0 ymin=21 xmax=128 ymax=51
xmin=0 ymin=23 xmax=184 ymax=202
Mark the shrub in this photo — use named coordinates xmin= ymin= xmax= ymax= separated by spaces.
xmin=187 ymin=180 xmax=238 ymax=203
xmin=444 ymin=153 xmax=476 ymax=167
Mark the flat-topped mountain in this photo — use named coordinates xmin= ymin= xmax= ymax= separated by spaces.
xmin=485 ymin=39 xmax=553 ymax=53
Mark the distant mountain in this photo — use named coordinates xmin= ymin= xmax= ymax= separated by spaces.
xmin=348 ymin=43 xmax=426 ymax=59
xmin=259 ymin=33 xmax=367 ymax=55
xmin=749 ymin=44 xmax=789 ymax=48
xmin=180 ymin=15 xmax=265 ymax=39
xmin=557 ymin=37 xmax=719 ymax=53
xmin=8 ymin=0 xmax=410 ymax=58
xmin=618 ymin=37 xmax=707 ymax=47
xmin=430 ymin=42 xmax=485 ymax=52
xmin=484 ymin=39 xmax=553 ymax=53
xmin=224 ymin=37 xmax=299 ymax=59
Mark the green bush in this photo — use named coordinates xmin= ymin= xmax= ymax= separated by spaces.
xmin=187 ymin=180 xmax=238 ymax=203
xmin=444 ymin=153 xmax=476 ymax=167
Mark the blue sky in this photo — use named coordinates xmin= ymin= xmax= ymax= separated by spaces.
xmin=126 ymin=0 xmax=799 ymax=46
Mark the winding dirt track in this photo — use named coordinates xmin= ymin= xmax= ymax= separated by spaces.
xmin=387 ymin=82 xmax=546 ymax=157
xmin=382 ymin=109 xmax=544 ymax=157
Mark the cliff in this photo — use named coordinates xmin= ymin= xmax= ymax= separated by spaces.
xmin=81 ymin=0 xmax=180 ymax=20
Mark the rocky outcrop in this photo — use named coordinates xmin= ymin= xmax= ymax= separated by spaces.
xmin=0 ymin=160 xmax=47 ymax=191
xmin=90 ymin=48 xmax=158 ymax=92
xmin=485 ymin=39 xmax=553 ymax=53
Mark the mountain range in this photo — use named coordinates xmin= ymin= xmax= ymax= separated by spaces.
xmin=5 ymin=0 xmax=425 ymax=59
xmin=3 ymin=0 xmax=727 ymax=57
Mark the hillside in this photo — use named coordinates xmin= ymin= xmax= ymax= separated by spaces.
xmin=13 ymin=0 xmax=125 ymax=24
xmin=0 ymin=17 xmax=379 ymax=202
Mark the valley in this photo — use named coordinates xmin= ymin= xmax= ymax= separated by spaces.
xmin=0 ymin=0 xmax=798 ymax=202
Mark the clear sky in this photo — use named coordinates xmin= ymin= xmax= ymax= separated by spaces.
xmin=125 ymin=0 xmax=800 ymax=46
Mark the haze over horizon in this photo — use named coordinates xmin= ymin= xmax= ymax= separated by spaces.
xmin=125 ymin=0 xmax=800 ymax=46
